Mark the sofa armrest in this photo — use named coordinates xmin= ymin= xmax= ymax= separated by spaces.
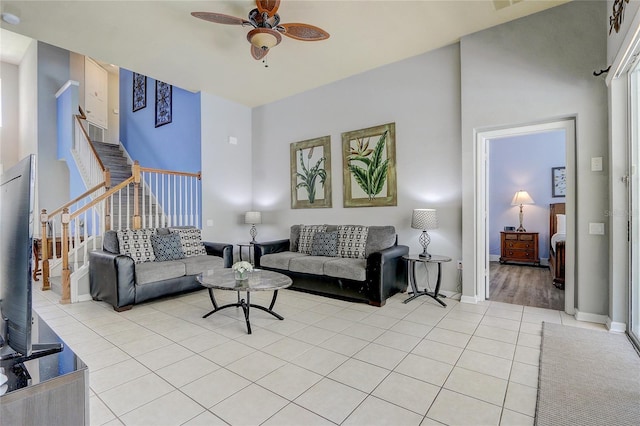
xmin=365 ymin=244 xmax=410 ymax=306
xmin=203 ymin=241 xmax=234 ymax=268
xmin=254 ymin=239 xmax=290 ymax=268
xmin=89 ymin=250 xmax=136 ymax=310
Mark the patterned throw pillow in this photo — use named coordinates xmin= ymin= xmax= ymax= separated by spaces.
xmin=337 ymin=225 xmax=369 ymax=259
xmin=169 ymin=228 xmax=207 ymax=257
xmin=116 ymin=228 xmax=156 ymax=264
xmin=311 ymin=231 xmax=338 ymax=257
xmin=150 ymin=233 xmax=185 ymax=262
xmin=298 ymin=224 xmax=328 ymax=254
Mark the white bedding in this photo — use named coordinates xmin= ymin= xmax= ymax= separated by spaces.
xmin=551 ymin=232 xmax=566 ymax=248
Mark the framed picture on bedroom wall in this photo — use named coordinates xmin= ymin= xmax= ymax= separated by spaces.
xmin=552 ymin=166 xmax=566 ymax=197
xmin=290 ymin=136 xmax=332 ymax=209
xmin=342 ymin=122 xmax=397 ymax=207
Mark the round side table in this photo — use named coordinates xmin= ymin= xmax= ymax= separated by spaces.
xmin=403 ymin=254 xmax=452 ymax=307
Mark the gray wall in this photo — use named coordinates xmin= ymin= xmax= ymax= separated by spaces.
xmin=37 ymin=41 xmax=71 ymax=214
xmin=461 ymin=1 xmax=608 ymax=315
xmin=0 ymin=61 xmax=19 ymax=171
xmin=252 ymin=44 xmax=463 ymax=292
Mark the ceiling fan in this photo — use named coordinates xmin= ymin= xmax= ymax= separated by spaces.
xmin=192 ymin=0 xmax=330 ymax=61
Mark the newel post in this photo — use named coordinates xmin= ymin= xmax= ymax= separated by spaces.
xmin=60 ymin=208 xmax=71 ymax=304
xmin=132 ymin=161 xmax=141 ymax=230
xmin=104 ymin=168 xmax=112 ymax=231
xmin=40 ymin=210 xmax=50 ymax=291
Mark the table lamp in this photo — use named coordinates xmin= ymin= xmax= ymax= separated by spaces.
xmin=411 ymin=209 xmax=438 ymax=258
xmin=244 ymin=211 xmax=262 ymax=242
xmin=511 ymin=190 xmax=535 ymax=232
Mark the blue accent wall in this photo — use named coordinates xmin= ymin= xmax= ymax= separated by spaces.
xmin=489 ymin=131 xmax=566 ymax=260
xmin=119 ymin=69 xmax=201 ymax=172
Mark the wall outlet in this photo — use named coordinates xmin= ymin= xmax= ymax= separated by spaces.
xmin=457 ymin=260 xmax=463 ymax=270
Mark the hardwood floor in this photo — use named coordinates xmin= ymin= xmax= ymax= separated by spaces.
xmin=489 ymin=261 xmax=564 ymax=310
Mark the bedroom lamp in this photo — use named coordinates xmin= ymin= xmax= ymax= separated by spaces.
xmin=411 ymin=209 xmax=438 ymax=259
xmin=511 ymin=190 xmax=535 ymax=232
xmin=244 ymin=211 xmax=262 ymax=242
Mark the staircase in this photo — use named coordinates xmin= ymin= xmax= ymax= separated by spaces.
xmin=92 ymin=141 xmax=165 ymax=229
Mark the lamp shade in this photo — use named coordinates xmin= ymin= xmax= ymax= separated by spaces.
xmin=511 ymin=190 xmax=535 ymax=206
xmin=244 ymin=211 xmax=262 ymax=225
xmin=411 ymin=209 xmax=438 ymax=230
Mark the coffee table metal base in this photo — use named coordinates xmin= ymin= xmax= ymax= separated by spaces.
xmin=203 ymin=288 xmax=283 ymax=334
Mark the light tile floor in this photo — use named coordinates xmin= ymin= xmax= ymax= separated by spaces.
xmin=32 ymin=286 xmax=607 ymax=426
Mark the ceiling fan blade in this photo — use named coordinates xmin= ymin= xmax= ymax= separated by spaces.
xmin=278 ymin=23 xmax=330 ymax=41
xmin=191 ymin=12 xmax=249 ymax=26
xmin=256 ymin=0 xmax=281 ymax=17
xmin=251 ymin=45 xmax=269 ymax=60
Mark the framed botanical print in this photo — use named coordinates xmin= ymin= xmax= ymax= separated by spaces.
xmin=132 ymin=73 xmax=146 ymax=112
xmin=155 ymin=81 xmax=172 ymax=127
xmin=552 ymin=166 xmax=566 ymax=197
xmin=342 ymin=122 xmax=397 ymax=207
xmin=290 ymin=136 xmax=332 ymax=209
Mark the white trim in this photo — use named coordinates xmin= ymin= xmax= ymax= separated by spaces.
xmin=55 ymin=80 xmax=79 ymax=98
xmin=606 ymin=318 xmax=627 ymax=333
xmin=440 ymin=290 xmax=461 ymax=301
xmin=475 ymin=118 xmax=576 ymax=315
xmin=574 ymin=309 xmax=607 ymax=325
xmin=607 ymin=6 xmax=640 ymax=83
xmin=489 ymin=254 xmax=550 ymax=266
xmin=460 ymin=295 xmax=478 ymax=304
xmin=77 ymin=294 xmax=93 ymax=302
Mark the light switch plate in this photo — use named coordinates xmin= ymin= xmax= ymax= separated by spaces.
xmin=228 ymin=136 xmax=238 ymax=145
xmin=206 ymin=219 xmax=213 ymax=227
xmin=591 ymin=157 xmax=603 ymax=171
xmin=589 ymin=222 xmax=605 ymax=235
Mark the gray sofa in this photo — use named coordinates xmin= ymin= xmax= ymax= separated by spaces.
xmin=89 ymin=227 xmax=233 ymax=311
xmin=254 ymin=225 xmax=408 ymax=306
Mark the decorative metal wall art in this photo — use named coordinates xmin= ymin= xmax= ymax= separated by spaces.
xmin=290 ymin=136 xmax=332 ymax=209
xmin=155 ymin=81 xmax=172 ymax=127
xmin=132 ymin=73 xmax=146 ymax=112
xmin=342 ymin=123 xmax=397 ymax=207
xmin=610 ymin=0 xmax=630 ymax=34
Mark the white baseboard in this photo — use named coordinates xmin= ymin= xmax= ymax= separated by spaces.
xmin=574 ymin=309 xmax=607 ymax=324
xmin=460 ymin=295 xmax=478 ymax=304
xmin=606 ymin=317 xmax=627 ymax=333
xmin=441 ymin=290 xmax=461 ymax=301
xmin=77 ymin=294 xmax=93 ymax=302
xmin=489 ymin=254 xmax=549 ymax=266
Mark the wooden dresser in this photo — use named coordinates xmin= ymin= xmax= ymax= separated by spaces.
xmin=499 ymin=231 xmax=540 ymax=266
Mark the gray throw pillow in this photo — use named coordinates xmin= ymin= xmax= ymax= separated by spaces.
xmin=150 ymin=233 xmax=185 ymax=262
xmin=311 ymin=231 xmax=338 ymax=257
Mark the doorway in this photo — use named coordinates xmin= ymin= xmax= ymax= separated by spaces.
xmin=487 ymin=131 xmax=566 ymax=310
xmin=475 ymin=119 xmax=576 ymax=314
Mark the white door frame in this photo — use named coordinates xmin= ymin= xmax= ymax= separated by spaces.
xmin=475 ymin=118 xmax=576 ymax=314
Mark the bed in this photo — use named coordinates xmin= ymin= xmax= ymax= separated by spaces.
xmin=549 ymin=203 xmax=566 ymax=289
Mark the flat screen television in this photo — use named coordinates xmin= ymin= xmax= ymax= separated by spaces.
xmin=0 ymin=155 xmax=61 ymax=365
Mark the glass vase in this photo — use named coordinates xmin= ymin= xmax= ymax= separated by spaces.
xmin=234 ymin=270 xmax=248 ymax=281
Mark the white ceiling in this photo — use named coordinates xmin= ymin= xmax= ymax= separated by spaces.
xmin=0 ymin=1 xmax=569 ymax=107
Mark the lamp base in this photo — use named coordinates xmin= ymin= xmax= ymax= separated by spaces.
xmin=418 ymin=231 xmax=432 ymax=259
xmin=516 ymin=226 xmax=526 ymax=232
xmin=419 ymin=252 xmax=432 ymax=259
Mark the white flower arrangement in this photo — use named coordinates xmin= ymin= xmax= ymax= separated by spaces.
xmin=232 ymin=261 xmax=253 ymax=274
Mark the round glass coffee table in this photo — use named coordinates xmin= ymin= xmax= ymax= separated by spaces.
xmin=197 ymin=268 xmax=292 ymax=334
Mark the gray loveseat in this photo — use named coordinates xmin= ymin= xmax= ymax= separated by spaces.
xmin=254 ymin=225 xmax=408 ymax=306
xmin=89 ymin=227 xmax=232 ymax=311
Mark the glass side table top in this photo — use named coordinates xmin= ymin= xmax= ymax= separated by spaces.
xmin=197 ymin=268 xmax=292 ymax=292
xmin=402 ymin=254 xmax=452 ymax=263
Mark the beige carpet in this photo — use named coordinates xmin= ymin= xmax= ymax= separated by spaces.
xmin=535 ymin=322 xmax=640 ymax=426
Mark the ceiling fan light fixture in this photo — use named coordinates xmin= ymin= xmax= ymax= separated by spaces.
xmin=247 ymin=28 xmax=281 ymax=49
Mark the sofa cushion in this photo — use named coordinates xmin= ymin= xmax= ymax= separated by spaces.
xmin=289 ymin=256 xmax=331 ymax=275
xmin=180 ymin=255 xmax=225 ymax=276
xmin=260 ymin=251 xmax=308 ymax=270
xmin=116 ymin=228 xmax=157 ymax=263
xmin=170 ymin=228 xmax=207 ymax=257
xmin=150 ymin=233 xmax=185 ymax=262
xmin=336 ymin=225 xmax=369 ymax=259
xmin=324 ymin=258 xmax=367 ymax=281
xmin=103 ymin=230 xmax=120 ymax=254
xmin=135 ymin=259 xmax=185 ymax=285
xmin=298 ymin=225 xmax=328 ymax=254
xmin=365 ymin=226 xmax=397 ymax=257
xmin=311 ymin=231 xmax=338 ymax=257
